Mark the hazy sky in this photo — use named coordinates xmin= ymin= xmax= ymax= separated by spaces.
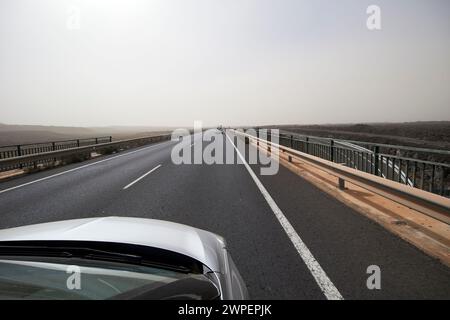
xmin=1 ymin=0 xmax=449 ymax=127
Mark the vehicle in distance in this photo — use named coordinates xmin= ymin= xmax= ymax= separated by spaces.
xmin=0 ymin=217 xmax=248 ymax=300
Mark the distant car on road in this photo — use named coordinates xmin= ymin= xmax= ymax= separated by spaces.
xmin=0 ymin=217 xmax=248 ymax=300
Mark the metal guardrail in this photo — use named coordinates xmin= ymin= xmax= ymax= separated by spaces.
xmin=258 ymin=130 xmax=450 ymax=198
xmin=0 ymin=134 xmax=171 ymax=173
xmin=0 ymin=136 xmax=113 ymax=160
xmin=234 ymin=130 xmax=450 ymax=224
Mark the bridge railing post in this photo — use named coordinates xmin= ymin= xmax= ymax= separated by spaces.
xmin=52 ymin=142 xmax=57 ymax=163
xmin=256 ymin=128 xmax=259 ymax=146
xmin=17 ymin=145 xmax=23 ymax=169
xmin=374 ymin=146 xmax=380 ymax=176
xmin=305 ymin=137 xmax=309 ymax=154
xmin=330 ymin=140 xmax=334 ymax=162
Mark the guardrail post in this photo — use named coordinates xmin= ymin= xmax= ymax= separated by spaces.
xmin=77 ymin=139 xmax=80 ymax=147
xmin=109 ymin=136 xmax=112 ymax=143
xmin=330 ymin=140 xmax=334 ymax=162
xmin=290 ymin=135 xmax=293 ymax=149
xmin=373 ymin=146 xmax=379 ymax=176
xmin=95 ymin=138 xmax=98 ymax=144
xmin=338 ymin=178 xmax=346 ymax=190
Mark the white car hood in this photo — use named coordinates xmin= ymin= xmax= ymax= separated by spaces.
xmin=0 ymin=217 xmax=227 ymax=272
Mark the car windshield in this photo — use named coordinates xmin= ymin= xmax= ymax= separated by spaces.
xmin=0 ymin=256 xmax=215 ymax=300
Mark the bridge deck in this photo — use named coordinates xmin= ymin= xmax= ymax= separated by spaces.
xmin=0 ymin=131 xmax=449 ymax=299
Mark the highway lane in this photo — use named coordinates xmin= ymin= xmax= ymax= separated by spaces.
xmin=0 ymin=130 xmax=449 ymax=299
xmin=108 ymin=134 xmax=328 ymax=299
xmin=0 ymin=138 xmax=179 ymax=228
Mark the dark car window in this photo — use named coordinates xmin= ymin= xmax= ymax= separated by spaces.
xmin=0 ymin=256 xmax=219 ymax=300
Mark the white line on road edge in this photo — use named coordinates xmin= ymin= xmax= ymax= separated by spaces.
xmin=225 ymin=133 xmax=343 ymax=300
xmin=0 ymin=141 xmax=172 ymax=195
xmin=123 ymin=164 xmax=162 ymax=190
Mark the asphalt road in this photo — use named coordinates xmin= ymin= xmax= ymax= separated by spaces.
xmin=0 ymin=131 xmax=449 ymax=299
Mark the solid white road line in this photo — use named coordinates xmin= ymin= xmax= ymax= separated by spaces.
xmin=0 ymin=141 xmax=172 ymax=195
xmin=123 ymin=164 xmax=162 ymax=190
xmin=225 ymin=134 xmax=343 ymax=300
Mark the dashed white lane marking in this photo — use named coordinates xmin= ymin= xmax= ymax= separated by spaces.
xmin=123 ymin=164 xmax=162 ymax=190
xmin=225 ymin=133 xmax=343 ymax=300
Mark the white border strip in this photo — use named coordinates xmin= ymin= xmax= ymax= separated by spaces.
xmin=225 ymin=133 xmax=343 ymax=300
